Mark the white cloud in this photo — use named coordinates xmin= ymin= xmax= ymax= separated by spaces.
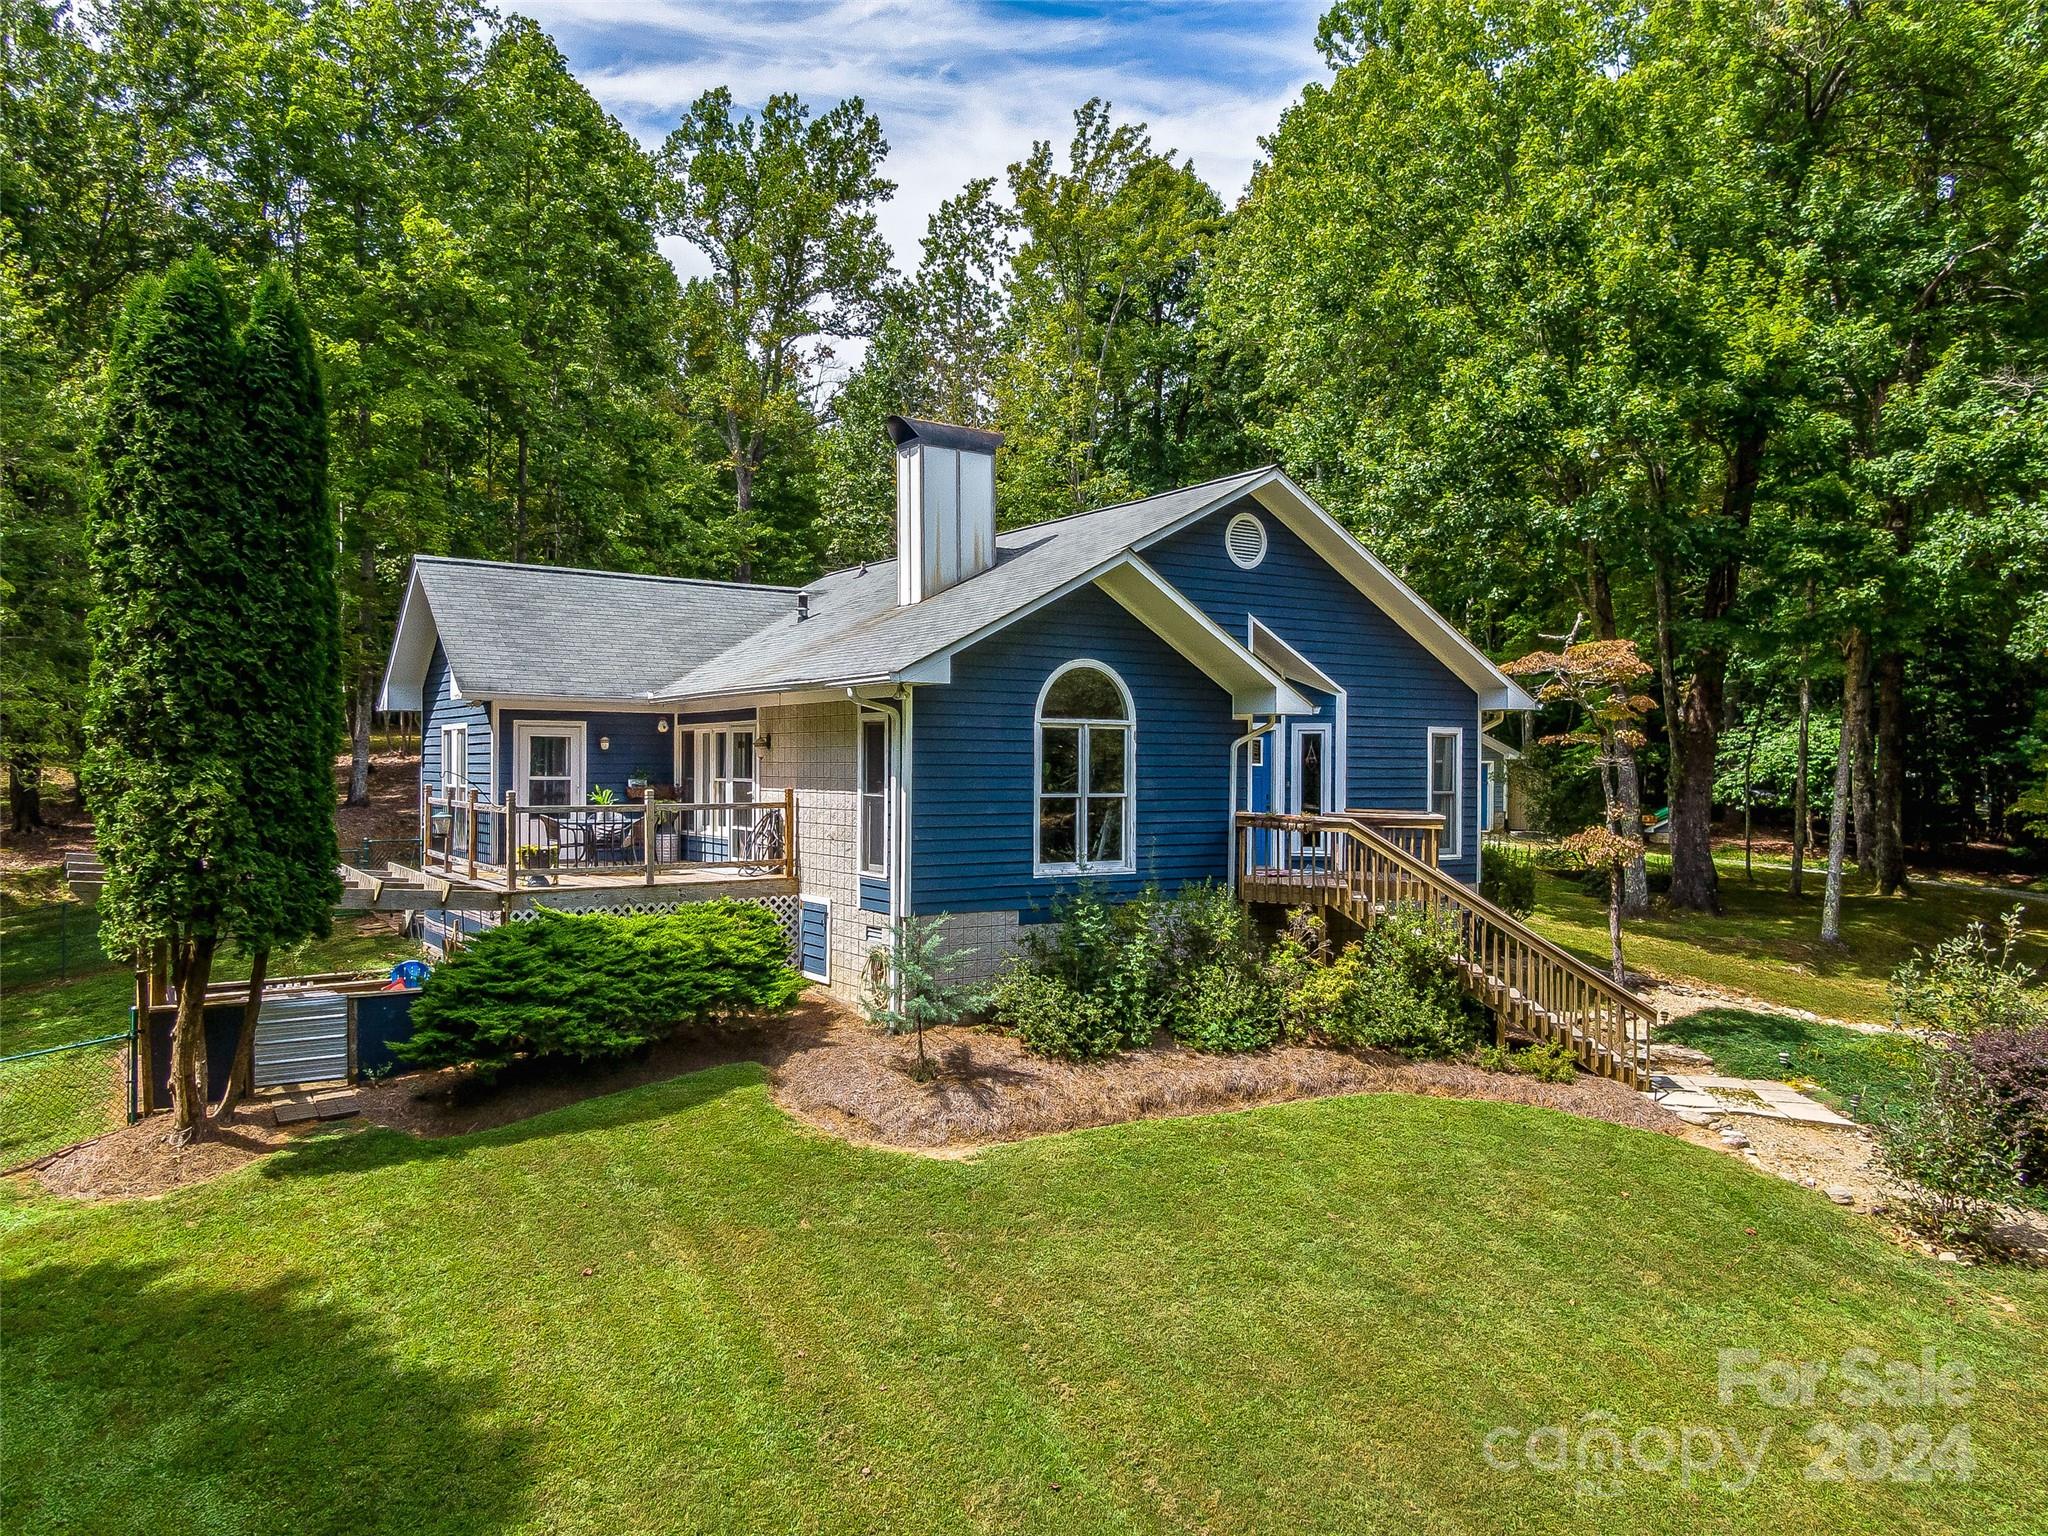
xmin=519 ymin=0 xmax=1325 ymax=275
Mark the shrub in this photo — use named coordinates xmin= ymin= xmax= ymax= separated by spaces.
xmin=1888 ymin=907 xmax=2045 ymax=1037
xmin=1152 ymin=884 xmax=1277 ymax=1052
xmin=1278 ymin=907 xmax=1483 ymax=1058
xmin=1011 ymin=886 xmax=1163 ymax=1038
xmin=1479 ymin=842 xmax=1537 ymax=917
xmin=987 ymin=967 xmax=1141 ymax=1062
xmin=1470 ymin=1038 xmax=1577 ymax=1082
xmin=1874 ymin=1051 xmax=2025 ymax=1249
xmin=1959 ymin=1026 xmax=2048 ymax=1189
xmin=399 ymin=903 xmax=804 ymax=1075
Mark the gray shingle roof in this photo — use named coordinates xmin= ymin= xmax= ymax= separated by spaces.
xmin=412 ymin=558 xmax=797 ymax=701
xmin=652 ymin=467 xmax=1272 ymax=700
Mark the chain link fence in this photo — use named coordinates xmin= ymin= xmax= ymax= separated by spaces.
xmin=1 ymin=899 xmax=119 ymax=989
xmin=0 ymin=1033 xmax=132 ymax=1171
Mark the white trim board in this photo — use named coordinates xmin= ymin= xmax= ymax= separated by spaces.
xmin=1427 ymin=725 xmax=1465 ymax=861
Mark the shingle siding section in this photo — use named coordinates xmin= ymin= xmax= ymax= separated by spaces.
xmin=910 ymin=583 xmax=1239 ymax=915
xmin=1145 ymin=501 xmax=1484 ymax=884
xmin=759 ymin=699 xmax=871 ymax=1002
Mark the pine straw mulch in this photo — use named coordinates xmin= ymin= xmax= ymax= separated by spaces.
xmin=762 ymin=998 xmax=1683 ymax=1151
xmin=19 ymin=996 xmax=1684 ymax=1201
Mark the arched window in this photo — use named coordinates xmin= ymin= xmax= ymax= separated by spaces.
xmin=1035 ymin=661 xmax=1134 ymax=874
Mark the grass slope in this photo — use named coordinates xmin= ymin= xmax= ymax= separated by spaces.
xmin=1661 ymin=1009 xmax=1933 ymax=1125
xmin=6 ymin=1075 xmax=2044 ymax=1534
xmin=1522 ymin=854 xmax=2048 ymax=1023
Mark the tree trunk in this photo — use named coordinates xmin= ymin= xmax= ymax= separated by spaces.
xmin=169 ymin=933 xmax=218 ymax=1144
xmin=1666 ymin=664 xmax=1725 ymax=912
xmin=1850 ymin=631 xmax=1875 ymax=868
xmin=347 ymin=669 xmax=373 ymax=806
xmin=1607 ymin=867 xmax=1626 ymax=986
xmin=7 ymin=756 xmax=44 ymax=834
xmin=1871 ymin=647 xmax=1908 ymax=895
xmin=732 ymin=455 xmax=755 ymax=584
xmin=1789 ymin=671 xmax=1812 ymax=897
xmin=213 ymin=947 xmax=267 ymax=1123
xmin=1741 ymin=710 xmax=1760 ymax=882
xmin=1613 ymin=750 xmax=1650 ymax=916
xmin=512 ymin=427 xmax=529 ymax=564
xmin=1820 ymin=660 xmax=1856 ymax=945
xmin=1586 ymin=551 xmax=1648 ymax=915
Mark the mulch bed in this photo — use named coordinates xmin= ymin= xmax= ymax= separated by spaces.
xmin=21 ymin=997 xmax=1683 ymax=1201
xmin=762 ymin=999 xmax=1682 ymax=1150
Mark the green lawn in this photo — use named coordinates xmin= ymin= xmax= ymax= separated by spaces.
xmin=1661 ymin=1008 xmax=1934 ymax=1124
xmin=6 ymin=1073 xmax=2045 ymax=1534
xmin=1521 ymin=852 xmax=2048 ymax=1024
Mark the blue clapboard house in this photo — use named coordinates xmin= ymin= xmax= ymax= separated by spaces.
xmin=377 ymin=415 xmax=1670 ymax=1085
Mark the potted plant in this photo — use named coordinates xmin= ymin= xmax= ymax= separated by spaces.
xmin=519 ymin=843 xmax=556 ymax=871
xmin=625 ymin=775 xmax=650 ymax=802
xmin=588 ymin=786 xmax=619 ymax=806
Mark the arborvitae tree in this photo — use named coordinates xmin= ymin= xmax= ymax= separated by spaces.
xmin=218 ymin=267 xmax=341 ymax=1112
xmin=84 ymin=250 xmax=254 ymax=1142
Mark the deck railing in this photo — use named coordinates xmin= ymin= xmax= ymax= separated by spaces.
xmin=1236 ymin=810 xmax=1656 ymax=1087
xmin=424 ymin=788 xmax=795 ymax=887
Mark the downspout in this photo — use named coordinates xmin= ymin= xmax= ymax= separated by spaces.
xmin=1229 ymin=716 xmax=1281 ymax=889
xmin=853 ymin=686 xmax=913 ymax=1009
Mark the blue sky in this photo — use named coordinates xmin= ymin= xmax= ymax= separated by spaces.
xmin=514 ymin=0 xmax=1329 ymax=283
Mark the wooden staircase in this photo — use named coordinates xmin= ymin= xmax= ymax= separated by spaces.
xmin=1236 ymin=812 xmax=1657 ymax=1088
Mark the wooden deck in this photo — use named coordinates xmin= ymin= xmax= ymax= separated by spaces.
xmin=1237 ymin=811 xmax=1657 ymax=1087
xmin=340 ymin=860 xmax=794 ymax=914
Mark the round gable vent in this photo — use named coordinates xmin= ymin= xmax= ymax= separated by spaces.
xmin=1225 ymin=511 xmax=1268 ymax=570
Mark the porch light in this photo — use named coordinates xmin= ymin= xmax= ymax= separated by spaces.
xmin=757 ymin=735 xmax=772 ymax=753
xmin=599 ymin=735 xmax=610 ymax=751
xmin=658 ymin=718 xmax=671 ymax=734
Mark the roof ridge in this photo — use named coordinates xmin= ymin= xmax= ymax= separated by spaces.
xmin=804 ymin=464 xmax=1276 ymax=583
xmin=415 ymin=554 xmax=801 ymax=594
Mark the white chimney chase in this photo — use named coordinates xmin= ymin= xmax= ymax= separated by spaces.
xmin=886 ymin=415 xmax=1001 ymax=605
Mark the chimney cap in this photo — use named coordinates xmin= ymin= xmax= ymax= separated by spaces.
xmin=884 ymin=414 xmax=1003 ymax=454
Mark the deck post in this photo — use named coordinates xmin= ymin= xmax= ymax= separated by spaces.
xmin=643 ymin=801 xmax=657 ymax=886
xmin=782 ymin=787 xmax=797 ymax=879
xmin=466 ymin=787 xmax=478 ymax=880
xmin=503 ymin=794 xmax=517 ymax=892
xmin=419 ymin=774 xmax=429 ymax=870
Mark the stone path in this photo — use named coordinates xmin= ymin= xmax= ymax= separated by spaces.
xmin=1651 ymin=1071 xmax=1856 ymax=1127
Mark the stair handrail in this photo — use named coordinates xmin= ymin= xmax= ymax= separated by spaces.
xmin=1236 ymin=809 xmax=1659 ymax=1028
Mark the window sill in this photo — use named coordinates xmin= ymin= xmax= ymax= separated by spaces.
xmin=1032 ymin=863 xmax=1136 ymax=879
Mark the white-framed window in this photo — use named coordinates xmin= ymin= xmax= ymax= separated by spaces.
xmin=439 ymin=723 xmax=468 ymax=792
xmin=700 ymin=725 xmax=757 ymax=808
xmin=675 ymin=728 xmax=697 ymax=801
xmin=514 ymin=721 xmax=585 ymax=807
xmin=858 ymin=711 xmax=891 ymax=878
xmin=1428 ymin=727 xmax=1463 ymax=858
xmin=1034 ymin=660 xmax=1135 ymax=875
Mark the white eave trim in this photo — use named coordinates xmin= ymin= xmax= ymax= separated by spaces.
xmin=1093 ymin=557 xmax=1315 ymax=717
xmin=1132 ymin=468 xmax=1537 ymax=713
xmin=1481 ymin=731 xmax=1523 ymax=762
xmin=378 ymin=565 xmax=441 ymax=713
xmin=1247 ymin=615 xmax=1344 ymax=696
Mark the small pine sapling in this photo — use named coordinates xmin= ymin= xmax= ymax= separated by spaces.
xmin=864 ymin=915 xmax=979 ymax=1082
